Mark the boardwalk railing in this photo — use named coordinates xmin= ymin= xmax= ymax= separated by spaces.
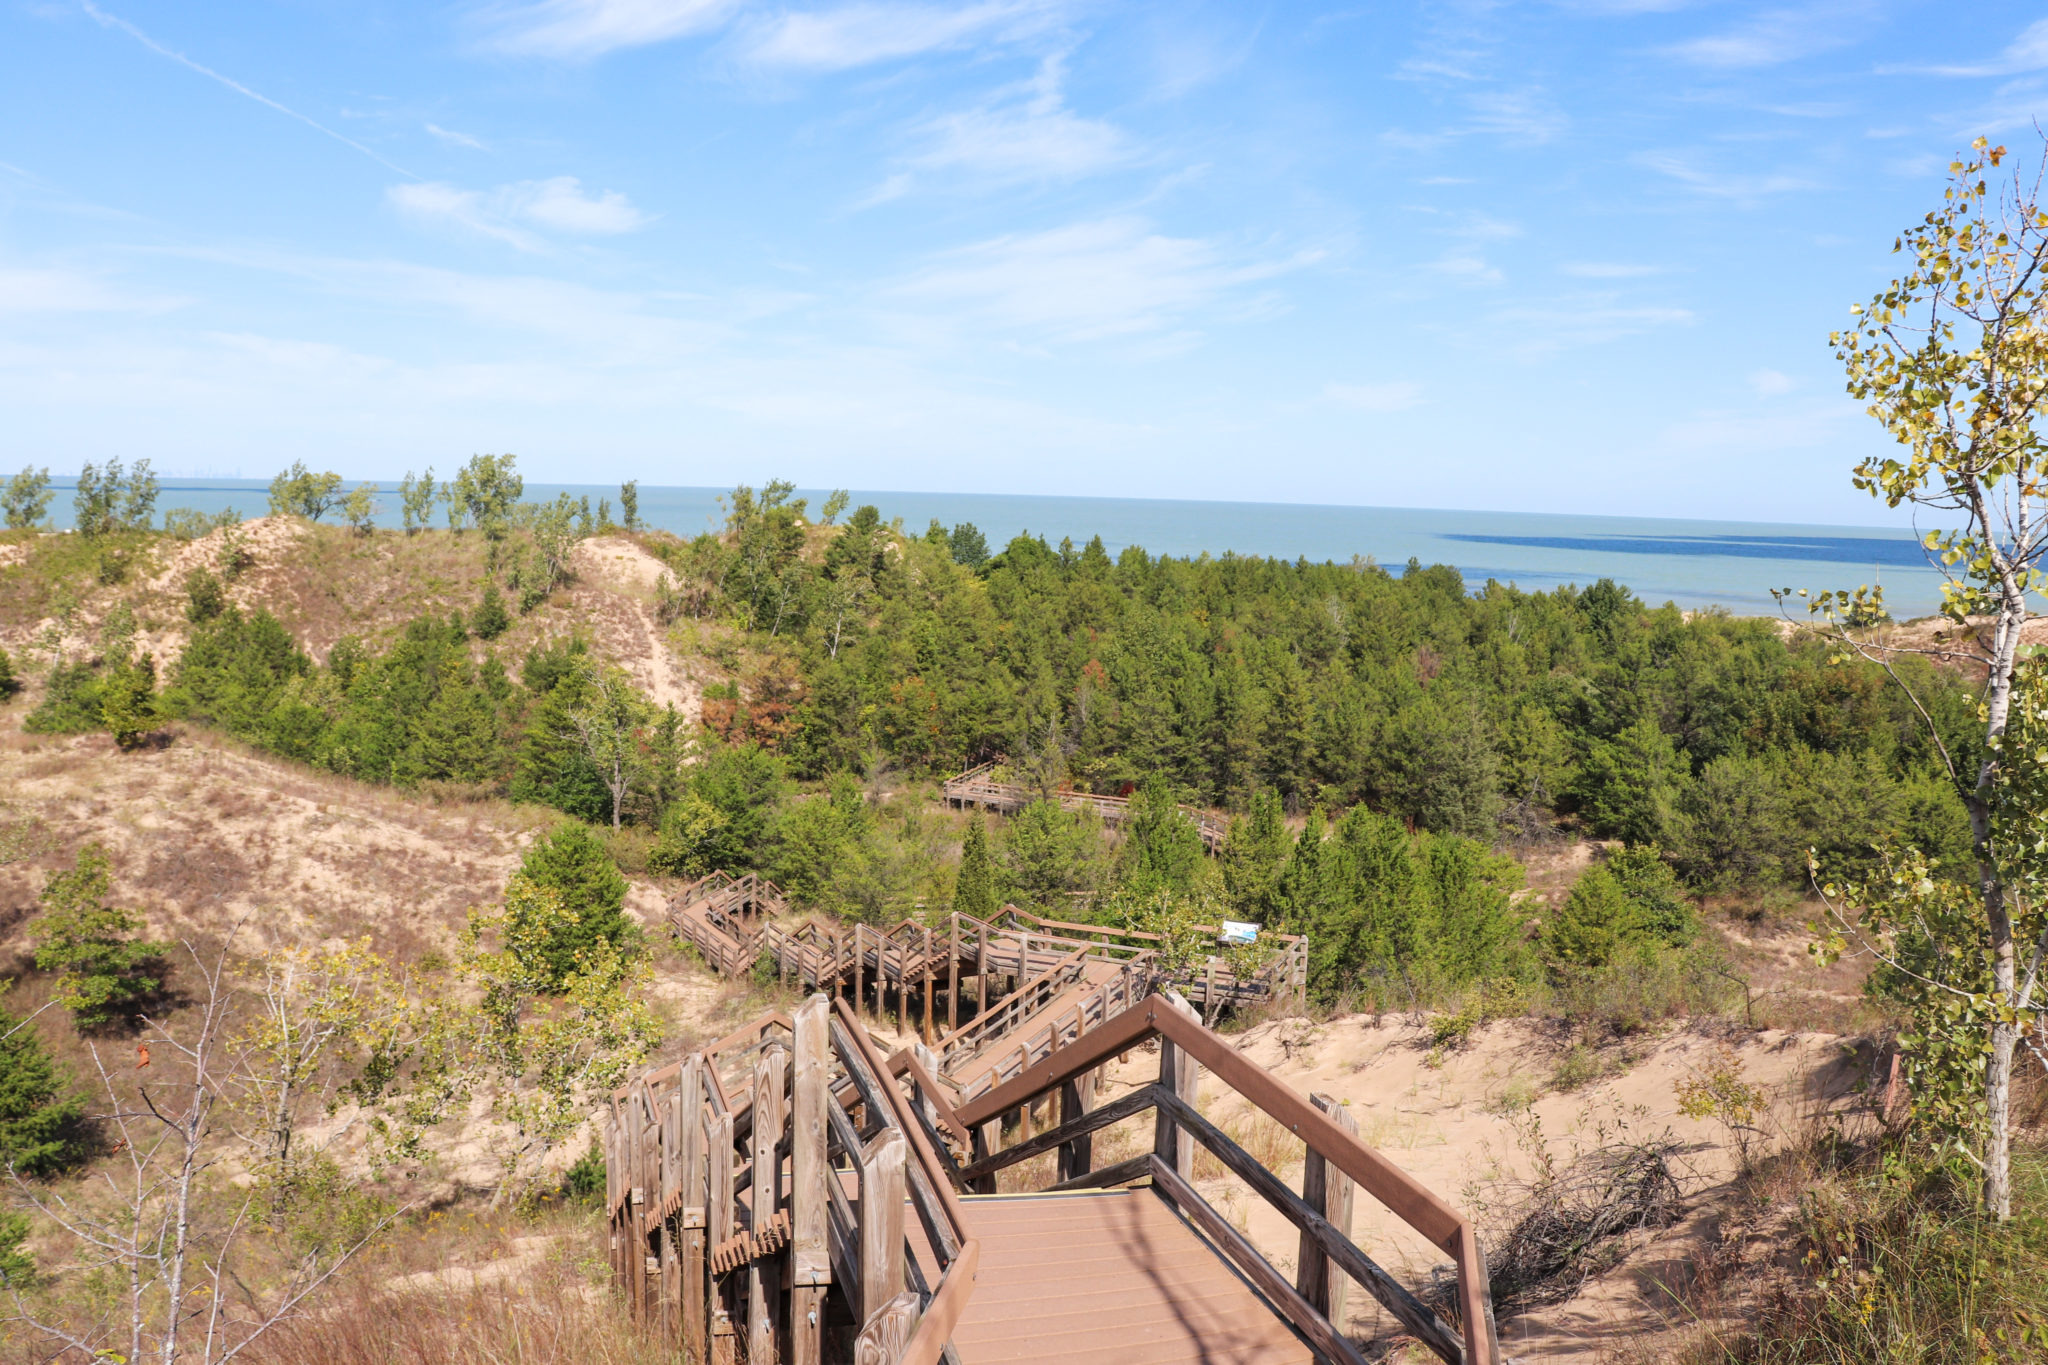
xmin=606 ymin=994 xmax=978 ymax=1365
xmin=942 ymin=764 xmax=1230 ymax=851
xmin=668 ymin=893 xmax=1307 ymax=1034
xmin=608 ymin=987 xmax=1498 ymax=1365
xmin=950 ymin=991 xmax=1500 ymax=1365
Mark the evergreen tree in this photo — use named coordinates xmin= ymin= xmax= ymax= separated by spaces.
xmin=952 ymin=813 xmax=998 ymax=919
xmin=184 ymin=568 xmax=227 ymax=623
xmin=619 ymin=479 xmax=639 ymax=531
xmin=1604 ymin=845 xmax=1695 ymax=946
xmin=769 ymin=774 xmax=869 ymax=903
xmin=1220 ymin=790 xmax=1289 ymax=921
xmin=1115 ymin=776 xmax=1204 ymax=900
xmin=418 ymin=660 xmax=500 ymax=782
xmin=1000 ymin=799 xmax=1101 ymax=914
xmin=0 ymin=1001 xmax=82 ymax=1175
xmin=471 ymin=583 xmax=511 ymax=641
xmin=949 ymin=522 xmax=990 ymax=569
xmin=0 ymin=645 xmax=19 ymax=702
xmin=100 ymin=653 xmax=158 ymax=750
xmin=31 ymin=844 xmax=166 ymax=1029
xmin=509 ymin=667 xmax=610 ymax=822
xmin=516 ymin=824 xmax=631 ymax=989
xmin=1542 ymin=866 xmax=1647 ymax=974
xmin=1276 ymin=807 xmax=1327 ymax=936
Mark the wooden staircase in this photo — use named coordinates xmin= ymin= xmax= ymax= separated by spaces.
xmin=605 ymin=992 xmax=1501 ymax=1365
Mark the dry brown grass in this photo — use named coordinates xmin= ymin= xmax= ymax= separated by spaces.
xmin=235 ymin=1206 xmax=683 ymax=1365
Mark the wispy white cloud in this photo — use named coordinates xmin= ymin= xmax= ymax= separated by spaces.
xmin=476 ymin=0 xmax=736 ymax=58
xmin=387 ymin=176 xmax=652 ymax=248
xmin=426 ymin=123 xmax=489 ymax=150
xmin=1325 ymin=380 xmax=1423 ymax=412
xmin=1427 ymin=253 xmax=1504 ymax=284
xmin=1885 ymin=18 xmax=2048 ymax=77
xmin=864 ymin=56 xmax=1135 ymax=202
xmin=1639 ymin=152 xmax=1812 ymax=200
xmin=1661 ymin=0 xmax=1875 ymax=69
xmin=1465 ymin=89 xmax=1569 ymax=145
xmin=79 ymin=0 xmax=415 ymax=177
xmin=1485 ymin=299 xmax=1694 ymax=353
xmin=881 ymin=215 xmax=1317 ymax=344
xmin=737 ymin=0 xmax=1062 ymax=71
xmin=0 ymin=265 xmax=179 ymax=314
xmin=1560 ymin=261 xmax=1665 ymax=277
xmin=1748 ymin=368 xmax=1794 ymax=395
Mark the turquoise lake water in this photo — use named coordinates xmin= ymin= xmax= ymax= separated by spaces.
xmin=44 ymin=478 xmax=1946 ymax=619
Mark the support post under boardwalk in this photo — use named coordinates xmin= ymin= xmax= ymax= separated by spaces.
xmin=661 ymin=1084 xmax=684 ymax=1341
xmin=1298 ymin=1091 xmax=1360 ymax=1327
xmin=790 ymin=997 xmax=831 ymax=1365
xmin=709 ymin=1111 xmax=736 ymax=1365
xmin=681 ymin=1057 xmax=709 ymax=1365
xmin=750 ymin=1046 xmax=788 ymax=1365
xmin=948 ymin=915 xmax=960 ymax=1033
xmin=859 ymin=1129 xmax=907 ymax=1327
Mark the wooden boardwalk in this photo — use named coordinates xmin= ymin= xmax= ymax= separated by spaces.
xmin=604 ymin=992 xmax=1501 ymax=1365
xmin=941 ymin=763 xmax=1231 ymax=852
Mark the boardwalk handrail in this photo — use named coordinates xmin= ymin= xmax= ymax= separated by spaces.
xmin=606 ymin=995 xmax=978 ymax=1365
xmin=953 ymin=992 xmax=1500 ymax=1365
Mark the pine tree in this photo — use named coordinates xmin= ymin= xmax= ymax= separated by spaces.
xmin=31 ymin=844 xmax=166 ymax=1029
xmin=517 ymin=823 xmax=632 ymax=989
xmin=1542 ymin=866 xmax=1648 ymax=974
xmin=100 ymin=653 xmax=158 ymax=750
xmin=471 ymin=583 xmax=511 ymax=641
xmin=1220 ymin=790 xmax=1289 ymax=922
xmin=0 ymin=645 xmax=19 ymax=702
xmin=953 ymin=813 xmax=998 ymax=920
xmin=0 ymin=1001 xmax=82 ymax=1175
xmin=1116 ymin=776 xmax=1203 ymax=899
xmin=418 ymin=661 xmax=500 ymax=783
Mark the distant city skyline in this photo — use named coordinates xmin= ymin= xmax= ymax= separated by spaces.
xmin=4 ymin=1 xmax=2045 ymax=525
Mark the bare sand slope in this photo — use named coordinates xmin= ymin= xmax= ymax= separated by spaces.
xmin=1077 ymin=1015 xmax=1857 ymax=1363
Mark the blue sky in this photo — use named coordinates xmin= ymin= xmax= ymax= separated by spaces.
xmin=2 ymin=1 xmax=2044 ymax=522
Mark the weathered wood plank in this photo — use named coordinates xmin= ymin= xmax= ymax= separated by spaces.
xmin=859 ymin=1130 xmax=907 ymax=1326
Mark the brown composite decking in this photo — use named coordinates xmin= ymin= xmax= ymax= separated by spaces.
xmin=935 ymin=1190 xmax=1314 ymax=1365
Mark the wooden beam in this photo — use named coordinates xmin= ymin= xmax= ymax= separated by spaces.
xmin=955 ymin=1084 xmax=1158 ymax=1183
xmin=1301 ymin=1093 xmax=1360 ymax=1330
xmin=709 ymin=1110 xmax=736 ymax=1364
xmin=859 ymin=1129 xmax=907 ymax=1326
xmin=1149 ymin=1155 xmax=1371 ymax=1365
xmin=947 ymin=915 xmax=959 ymax=1034
xmin=682 ymin=1058 xmax=709 ymax=1365
xmin=854 ymin=1289 xmax=920 ymax=1365
xmin=1044 ymin=1153 xmax=1152 ymax=1192
xmin=748 ymin=1046 xmax=786 ymax=1365
xmin=791 ymin=997 xmax=830 ymax=1365
xmin=1151 ymin=1086 xmax=1464 ymax=1365
xmin=1058 ymin=1066 xmax=1095 ymax=1184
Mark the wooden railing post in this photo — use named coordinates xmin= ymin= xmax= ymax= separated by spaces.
xmin=1298 ymin=1092 xmax=1359 ymax=1325
xmin=791 ymin=998 xmax=830 ymax=1365
xmin=1057 ymin=1066 xmax=1095 ymax=1184
xmin=661 ymin=1082 xmax=684 ymax=1341
xmin=709 ymin=1111 xmax=736 ymax=1365
xmin=859 ymin=1129 xmax=908 ymax=1327
xmin=948 ymin=915 xmax=960 ymax=1033
xmin=681 ymin=1058 xmax=709 ymax=1365
xmin=1153 ymin=994 xmax=1201 ymax=1178
xmin=749 ymin=1045 xmax=787 ymax=1365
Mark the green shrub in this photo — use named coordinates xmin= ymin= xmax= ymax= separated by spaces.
xmin=472 ymin=583 xmax=511 ymax=640
xmin=30 ymin=843 xmax=167 ymax=1029
xmin=516 ymin=823 xmax=631 ymax=990
xmin=23 ymin=663 xmax=105 ymax=735
xmin=0 ymin=1002 xmax=83 ymax=1176
xmin=0 ymin=646 xmax=19 ymax=702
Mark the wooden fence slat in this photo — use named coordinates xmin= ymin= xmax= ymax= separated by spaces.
xmin=859 ymin=1130 xmax=907 ymax=1325
xmin=791 ymin=996 xmax=831 ymax=1365
xmin=749 ymin=1045 xmax=787 ymax=1365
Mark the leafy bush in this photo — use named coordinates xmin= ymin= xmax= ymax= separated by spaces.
xmin=515 ymin=824 xmax=631 ymax=990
